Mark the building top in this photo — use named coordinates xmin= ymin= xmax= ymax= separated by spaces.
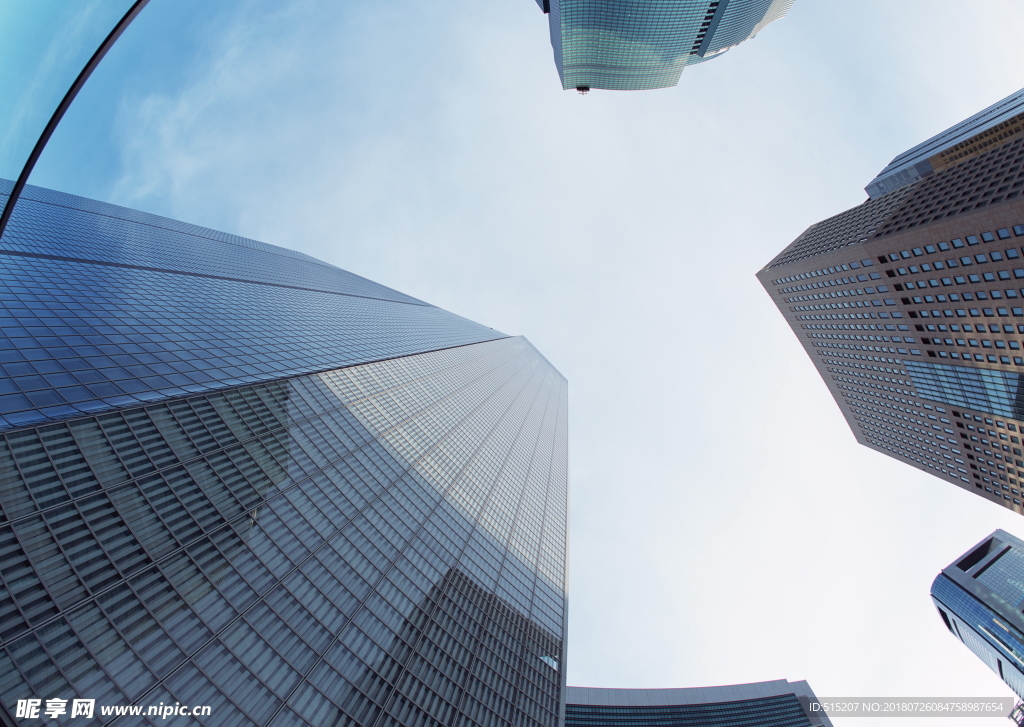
xmin=699 ymin=0 xmax=794 ymax=59
xmin=546 ymin=0 xmax=794 ymax=92
xmin=0 ymin=181 xmax=509 ymax=432
xmin=566 ymin=679 xmax=820 ymax=706
xmin=761 ymin=186 xmax=914 ymax=269
xmin=0 ymin=180 xmax=423 ymax=304
xmin=936 ymin=529 xmax=1024 ymax=638
xmin=932 ymin=530 xmax=1024 ymax=701
xmin=763 ymin=132 xmax=1024 ymax=270
xmin=565 ymin=680 xmax=832 ymax=727
xmin=866 ymin=87 xmax=1024 ymax=199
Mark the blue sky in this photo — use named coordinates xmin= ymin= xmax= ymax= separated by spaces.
xmin=24 ymin=0 xmax=1024 ymax=724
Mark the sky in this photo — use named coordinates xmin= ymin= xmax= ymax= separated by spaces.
xmin=23 ymin=0 xmax=1024 ymax=724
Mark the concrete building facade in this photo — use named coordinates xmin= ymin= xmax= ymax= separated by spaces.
xmin=760 ymin=125 xmax=1024 ymax=514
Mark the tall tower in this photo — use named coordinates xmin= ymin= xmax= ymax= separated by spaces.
xmin=534 ymin=0 xmax=794 ymax=91
xmin=759 ymin=102 xmax=1024 ymax=515
xmin=564 ymin=681 xmax=833 ymax=727
xmin=932 ymin=529 xmax=1024 ymax=717
xmin=0 ymin=181 xmax=569 ymax=727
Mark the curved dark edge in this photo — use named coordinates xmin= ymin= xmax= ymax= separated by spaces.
xmin=0 ymin=0 xmax=153 ymax=241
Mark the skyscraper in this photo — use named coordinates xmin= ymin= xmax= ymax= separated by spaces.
xmin=564 ymin=681 xmax=833 ymax=727
xmin=932 ymin=529 xmax=1024 ymax=712
xmin=865 ymin=87 xmax=1024 ymax=199
xmin=0 ymin=181 xmax=569 ymax=727
xmin=759 ymin=102 xmax=1024 ymax=515
xmin=534 ymin=0 xmax=794 ymax=91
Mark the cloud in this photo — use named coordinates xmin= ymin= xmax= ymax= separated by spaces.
xmin=31 ymin=0 xmax=1024 ymax=721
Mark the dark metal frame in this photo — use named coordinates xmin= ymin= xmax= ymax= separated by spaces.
xmin=696 ymin=0 xmax=730 ymax=58
xmin=0 ymin=0 xmax=153 ymax=240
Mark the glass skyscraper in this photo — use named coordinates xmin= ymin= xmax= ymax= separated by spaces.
xmin=564 ymin=681 xmax=832 ymax=727
xmin=534 ymin=0 xmax=794 ymax=91
xmin=759 ymin=95 xmax=1024 ymax=515
xmin=0 ymin=181 xmax=569 ymax=727
xmin=932 ymin=529 xmax=1024 ymax=716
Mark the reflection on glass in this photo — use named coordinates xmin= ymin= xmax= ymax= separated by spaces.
xmin=0 ymin=340 xmax=568 ymax=726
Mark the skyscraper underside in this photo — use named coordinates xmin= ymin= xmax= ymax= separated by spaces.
xmin=540 ymin=0 xmax=794 ymax=91
xmin=0 ymin=182 xmax=569 ymax=727
xmin=759 ymin=129 xmax=1024 ymax=514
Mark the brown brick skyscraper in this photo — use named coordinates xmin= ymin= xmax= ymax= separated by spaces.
xmin=759 ymin=92 xmax=1024 ymax=514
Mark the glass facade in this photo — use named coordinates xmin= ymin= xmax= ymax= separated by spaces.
xmin=0 ymin=184 xmax=568 ymax=727
xmin=904 ymin=360 xmax=1024 ymax=420
xmin=544 ymin=0 xmax=793 ymax=91
xmin=563 ymin=683 xmax=830 ymax=727
xmin=932 ymin=530 xmax=1024 ymax=700
xmin=565 ymin=698 xmax=811 ymax=727
xmin=0 ymin=181 xmax=505 ymax=431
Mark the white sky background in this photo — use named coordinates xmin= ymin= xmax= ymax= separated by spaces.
xmin=29 ymin=0 xmax=1024 ymax=724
